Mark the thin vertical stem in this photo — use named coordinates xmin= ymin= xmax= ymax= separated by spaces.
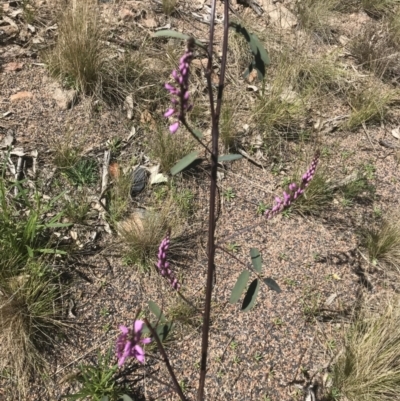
xmin=143 ymin=318 xmax=186 ymax=401
xmin=197 ymin=0 xmax=230 ymax=400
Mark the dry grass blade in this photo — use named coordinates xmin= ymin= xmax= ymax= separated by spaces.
xmin=0 ymin=265 xmax=65 ymax=397
xmin=333 ymin=296 xmax=400 ymax=401
xmin=362 ymin=216 xmax=400 ymax=271
xmin=45 ymin=0 xmax=103 ymax=94
xmin=117 ymin=201 xmax=184 ymax=271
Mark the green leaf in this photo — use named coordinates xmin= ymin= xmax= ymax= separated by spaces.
xmin=44 ymin=222 xmax=72 ymax=228
xmin=170 ymin=151 xmax=201 ymax=175
xmin=26 ymin=245 xmax=34 ymax=258
xmin=153 ymin=30 xmax=190 ymax=40
xmin=242 ymin=279 xmax=260 ymax=312
xmin=156 ymin=322 xmax=174 ymax=342
xmin=153 ymin=30 xmax=204 ymax=48
xmin=101 ymin=396 xmax=109 ymax=401
xmin=250 ymin=248 xmax=262 ymax=273
xmin=218 ymin=154 xmax=243 ymax=162
xmin=192 ymin=128 xmax=203 ymax=139
xmin=263 ymin=278 xmax=281 ymax=293
xmin=120 ymin=395 xmax=134 ymax=401
xmin=229 ymin=22 xmax=270 ymax=80
xmin=230 ymin=270 xmax=250 ymax=304
xmin=148 ymin=301 xmax=167 ymax=323
xmin=37 ymin=248 xmax=68 ymax=255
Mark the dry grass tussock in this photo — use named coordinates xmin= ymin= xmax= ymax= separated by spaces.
xmin=117 ymin=200 xmax=185 ymax=271
xmin=0 ymin=264 xmax=65 ymax=396
xmin=362 ymin=213 xmax=400 ymax=271
xmin=44 ymin=0 xmax=146 ymax=104
xmin=350 ymin=19 xmax=400 ymax=80
xmin=333 ymin=295 xmax=400 ymax=401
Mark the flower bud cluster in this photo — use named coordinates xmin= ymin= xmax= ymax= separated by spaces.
xmin=157 ymin=234 xmax=180 ymax=290
xmin=164 ymin=39 xmax=195 ymax=134
xmin=265 ymin=152 xmax=320 ymax=220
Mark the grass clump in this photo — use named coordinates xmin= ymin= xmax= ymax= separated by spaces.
xmin=295 ymin=0 xmax=339 ymax=41
xmin=361 ymin=0 xmax=400 ymax=17
xmin=288 ymin=169 xmax=334 ymax=216
xmin=362 ymin=215 xmax=400 ymax=271
xmin=0 ymin=263 xmax=65 ymax=395
xmin=118 ymin=202 xmax=181 ymax=270
xmin=63 ymin=158 xmax=99 ymax=187
xmin=333 ymin=297 xmax=400 ymax=401
xmin=65 ymin=349 xmax=126 ymax=401
xmin=345 ymin=84 xmax=397 ymax=130
xmin=149 ymin=126 xmax=195 ymax=172
xmin=44 ymin=1 xmax=144 ymax=103
xmin=162 ymin=0 xmax=178 ymax=15
xmin=350 ymin=21 xmax=400 ymax=80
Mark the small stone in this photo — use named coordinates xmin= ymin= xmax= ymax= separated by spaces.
xmin=10 ymin=91 xmax=33 ymax=102
xmin=52 ymin=88 xmax=78 ymax=110
xmin=130 ymin=167 xmax=148 ymax=197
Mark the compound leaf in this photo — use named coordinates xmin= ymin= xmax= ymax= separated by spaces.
xmin=263 ymin=277 xmax=282 ymax=293
xmin=148 ymin=300 xmax=167 ymax=323
xmin=218 ymin=154 xmax=243 ymax=162
xmin=170 ymin=151 xmax=201 ymax=175
xmin=153 ymin=30 xmax=204 ymax=48
xmin=242 ymin=278 xmax=260 ymax=311
xmin=230 ymin=270 xmax=250 ymax=304
xmin=250 ymin=248 xmax=262 ymax=273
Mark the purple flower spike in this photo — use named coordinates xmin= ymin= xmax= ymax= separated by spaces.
xmin=164 ymin=38 xmax=195 ymax=134
xmin=116 ymin=320 xmax=151 ymax=367
xmin=156 ymin=232 xmax=180 ymax=291
xmin=264 ymin=152 xmax=320 ymax=220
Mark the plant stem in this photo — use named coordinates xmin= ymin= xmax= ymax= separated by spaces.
xmin=197 ymin=0 xmax=229 ymax=400
xmin=143 ymin=318 xmax=186 ymax=401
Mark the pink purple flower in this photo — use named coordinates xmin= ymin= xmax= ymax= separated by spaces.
xmin=264 ymin=152 xmax=320 ymax=219
xmin=116 ymin=320 xmax=151 ymax=366
xmin=157 ymin=234 xmax=180 ymax=290
xmin=164 ymin=39 xmax=195 ymax=134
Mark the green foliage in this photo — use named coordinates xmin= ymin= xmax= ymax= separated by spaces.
xmin=218 ymin=154 xmax=243 ymax=162
xmin=63 ymin=158 xmax=99 ymax=187
xmin=230 ymin=271 xmax=250 ymax=304
xmin=144 ymin=301 xmax=174 ymax=343
xmin=150 ymin=127 xmax=195 ymax=173
xmin=65 ymin=349 xmax=125 ymax=401
xmin=229 ymin=22 xmax=270 ymax=80
xmin=223 ymin=187 xmax=236 ymax=202
xmin=288 ymin=169 xmax=334 ymax=216
xmin=362 ymin=216 xmax=400 ymax=270
xmin=250 ymin=248 xmax=262 ymax=273
xmin=339 ymin=174 xmax=375 ymax=205
xmin=242 ymin=279 xmax=260 ymax=311
xmin=0 ymin=177 xmax=69 ymax=267
xmin=170 ymin=151 xmax=201 ymax=176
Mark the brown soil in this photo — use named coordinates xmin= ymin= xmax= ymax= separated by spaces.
xmin=1 ymin=1 xmax=400 ymax=401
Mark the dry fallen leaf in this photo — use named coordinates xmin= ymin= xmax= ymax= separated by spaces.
xmin=4 ymin=62 xmax=24 ymax=72
xmin=109 ymin=162 xmax=120 ymax=179
xmin=391 ymin=127 xmax=400 ymax=140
